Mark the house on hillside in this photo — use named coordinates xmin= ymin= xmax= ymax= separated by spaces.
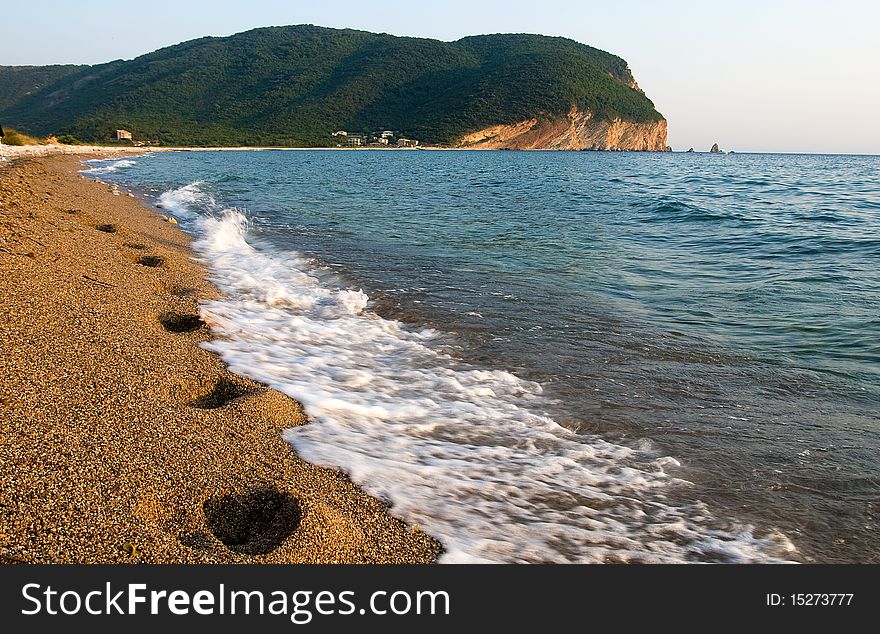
xmin=346 ymin=134 xmax=366 ymax=146
xmin=380 ymin=130 xmax=395 ymax=139
xmin=115 ymin=129 xmax=132 ymax=140
xmin=331 ymin=130 xmax=348 ymax=137
xmin=397 ymin=137 xmax=419 ymax=147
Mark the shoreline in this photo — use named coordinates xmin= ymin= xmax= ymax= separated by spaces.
xmin=0 ymin=153 xmax=441 ymax=563
xmin=0 ymin=144 xmax=442 ymax=160
xmin=0 ymin=143 xmax=683 ymax=159
xmin=5 ymin=143 xmax=876 ymax=159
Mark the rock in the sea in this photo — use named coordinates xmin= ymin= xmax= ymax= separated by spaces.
xmin=710 ymin=143 xmax=722 ymax=153
xmin=687 ymin=147 xmax=695 ymax=152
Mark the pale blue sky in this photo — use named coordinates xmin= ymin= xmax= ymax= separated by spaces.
xmin=3 ymin=1 xmax=879 ymax=153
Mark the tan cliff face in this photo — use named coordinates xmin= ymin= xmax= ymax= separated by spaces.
xmin=456 ymin=106 xmax=668 ymax=151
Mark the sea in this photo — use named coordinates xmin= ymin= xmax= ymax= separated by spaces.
xmin=84 ymin=149 xmax=880 ymax=563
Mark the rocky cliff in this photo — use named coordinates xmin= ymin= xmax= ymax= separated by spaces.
xmin=456 ymin=106 xmax=668 ymax=151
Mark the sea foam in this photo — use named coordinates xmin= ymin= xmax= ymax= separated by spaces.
xmin=81 ymin=158 xmax=138 ymax=175
xmin=164 ymin=181 xmax=798 ymax=563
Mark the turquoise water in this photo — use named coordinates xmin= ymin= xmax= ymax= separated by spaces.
xmin=88 ymin=150 xmax=879 ymax=562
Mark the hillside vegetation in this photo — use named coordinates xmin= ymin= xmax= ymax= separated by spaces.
xmin=0 ymin=26 xmax=663 ymax=146
xmin=0 ymin=65 xmax=86 ymax=112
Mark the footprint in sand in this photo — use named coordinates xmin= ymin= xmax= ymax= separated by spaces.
xmin=202 ymin=486 xmax=302 ymax=555
xmin=187 ymin=378 xmax=254 ymax=410
xmin=136 ymin=254 xmax=164 ymax=268
xmin=158 ymin=312 xmax=204 ymax=334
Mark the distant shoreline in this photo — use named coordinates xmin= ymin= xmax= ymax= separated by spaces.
xmin=3 ymin=143 xmax=874 ymax=159
xmin=0 ymin=144 xmax=445 ymax=160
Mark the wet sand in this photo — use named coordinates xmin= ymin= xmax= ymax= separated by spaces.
xmin=0 ymin=153 xmax=441 ymax=563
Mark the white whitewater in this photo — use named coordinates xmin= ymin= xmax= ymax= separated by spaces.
xmin=159 ymin=181 xmax=798 ymax=563
xmin=81 ymin=158 xmax=138 ymax=174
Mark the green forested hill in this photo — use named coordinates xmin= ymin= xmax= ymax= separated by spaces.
xmin=0 ymin=65 xmax=86 ymax=112
xmin=0 ymin=25 xmax=662 ymax=146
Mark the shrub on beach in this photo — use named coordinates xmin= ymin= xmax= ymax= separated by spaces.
xmin=55 ymin=134 xmax=82 ymax=145
xmin=1 ymin=128 xmax=44 ymax=146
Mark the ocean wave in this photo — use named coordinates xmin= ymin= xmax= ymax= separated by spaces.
xmin=157 ymin=181 xmax=216 ymax=220
xmin=80 ymin=158 xmax=138 ymax=175
xmin=159 ymin=181 xmax=798 ymax=564
xmin=762 ymin=234 xmax=880 ymax=258
xmin=645 ymin=199 xmax=736 ymax=223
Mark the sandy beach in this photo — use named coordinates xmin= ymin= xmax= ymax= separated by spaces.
xmin=0 ymin=150 xmax=440 ymax=563
xmin=0 ymin=143 xmax=149 ymax=160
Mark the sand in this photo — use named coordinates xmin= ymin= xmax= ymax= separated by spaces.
xmin=0 ymin=143 xmax=147 ymax=160
xmin=0 ymin=152 xmax=441 ymax=563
